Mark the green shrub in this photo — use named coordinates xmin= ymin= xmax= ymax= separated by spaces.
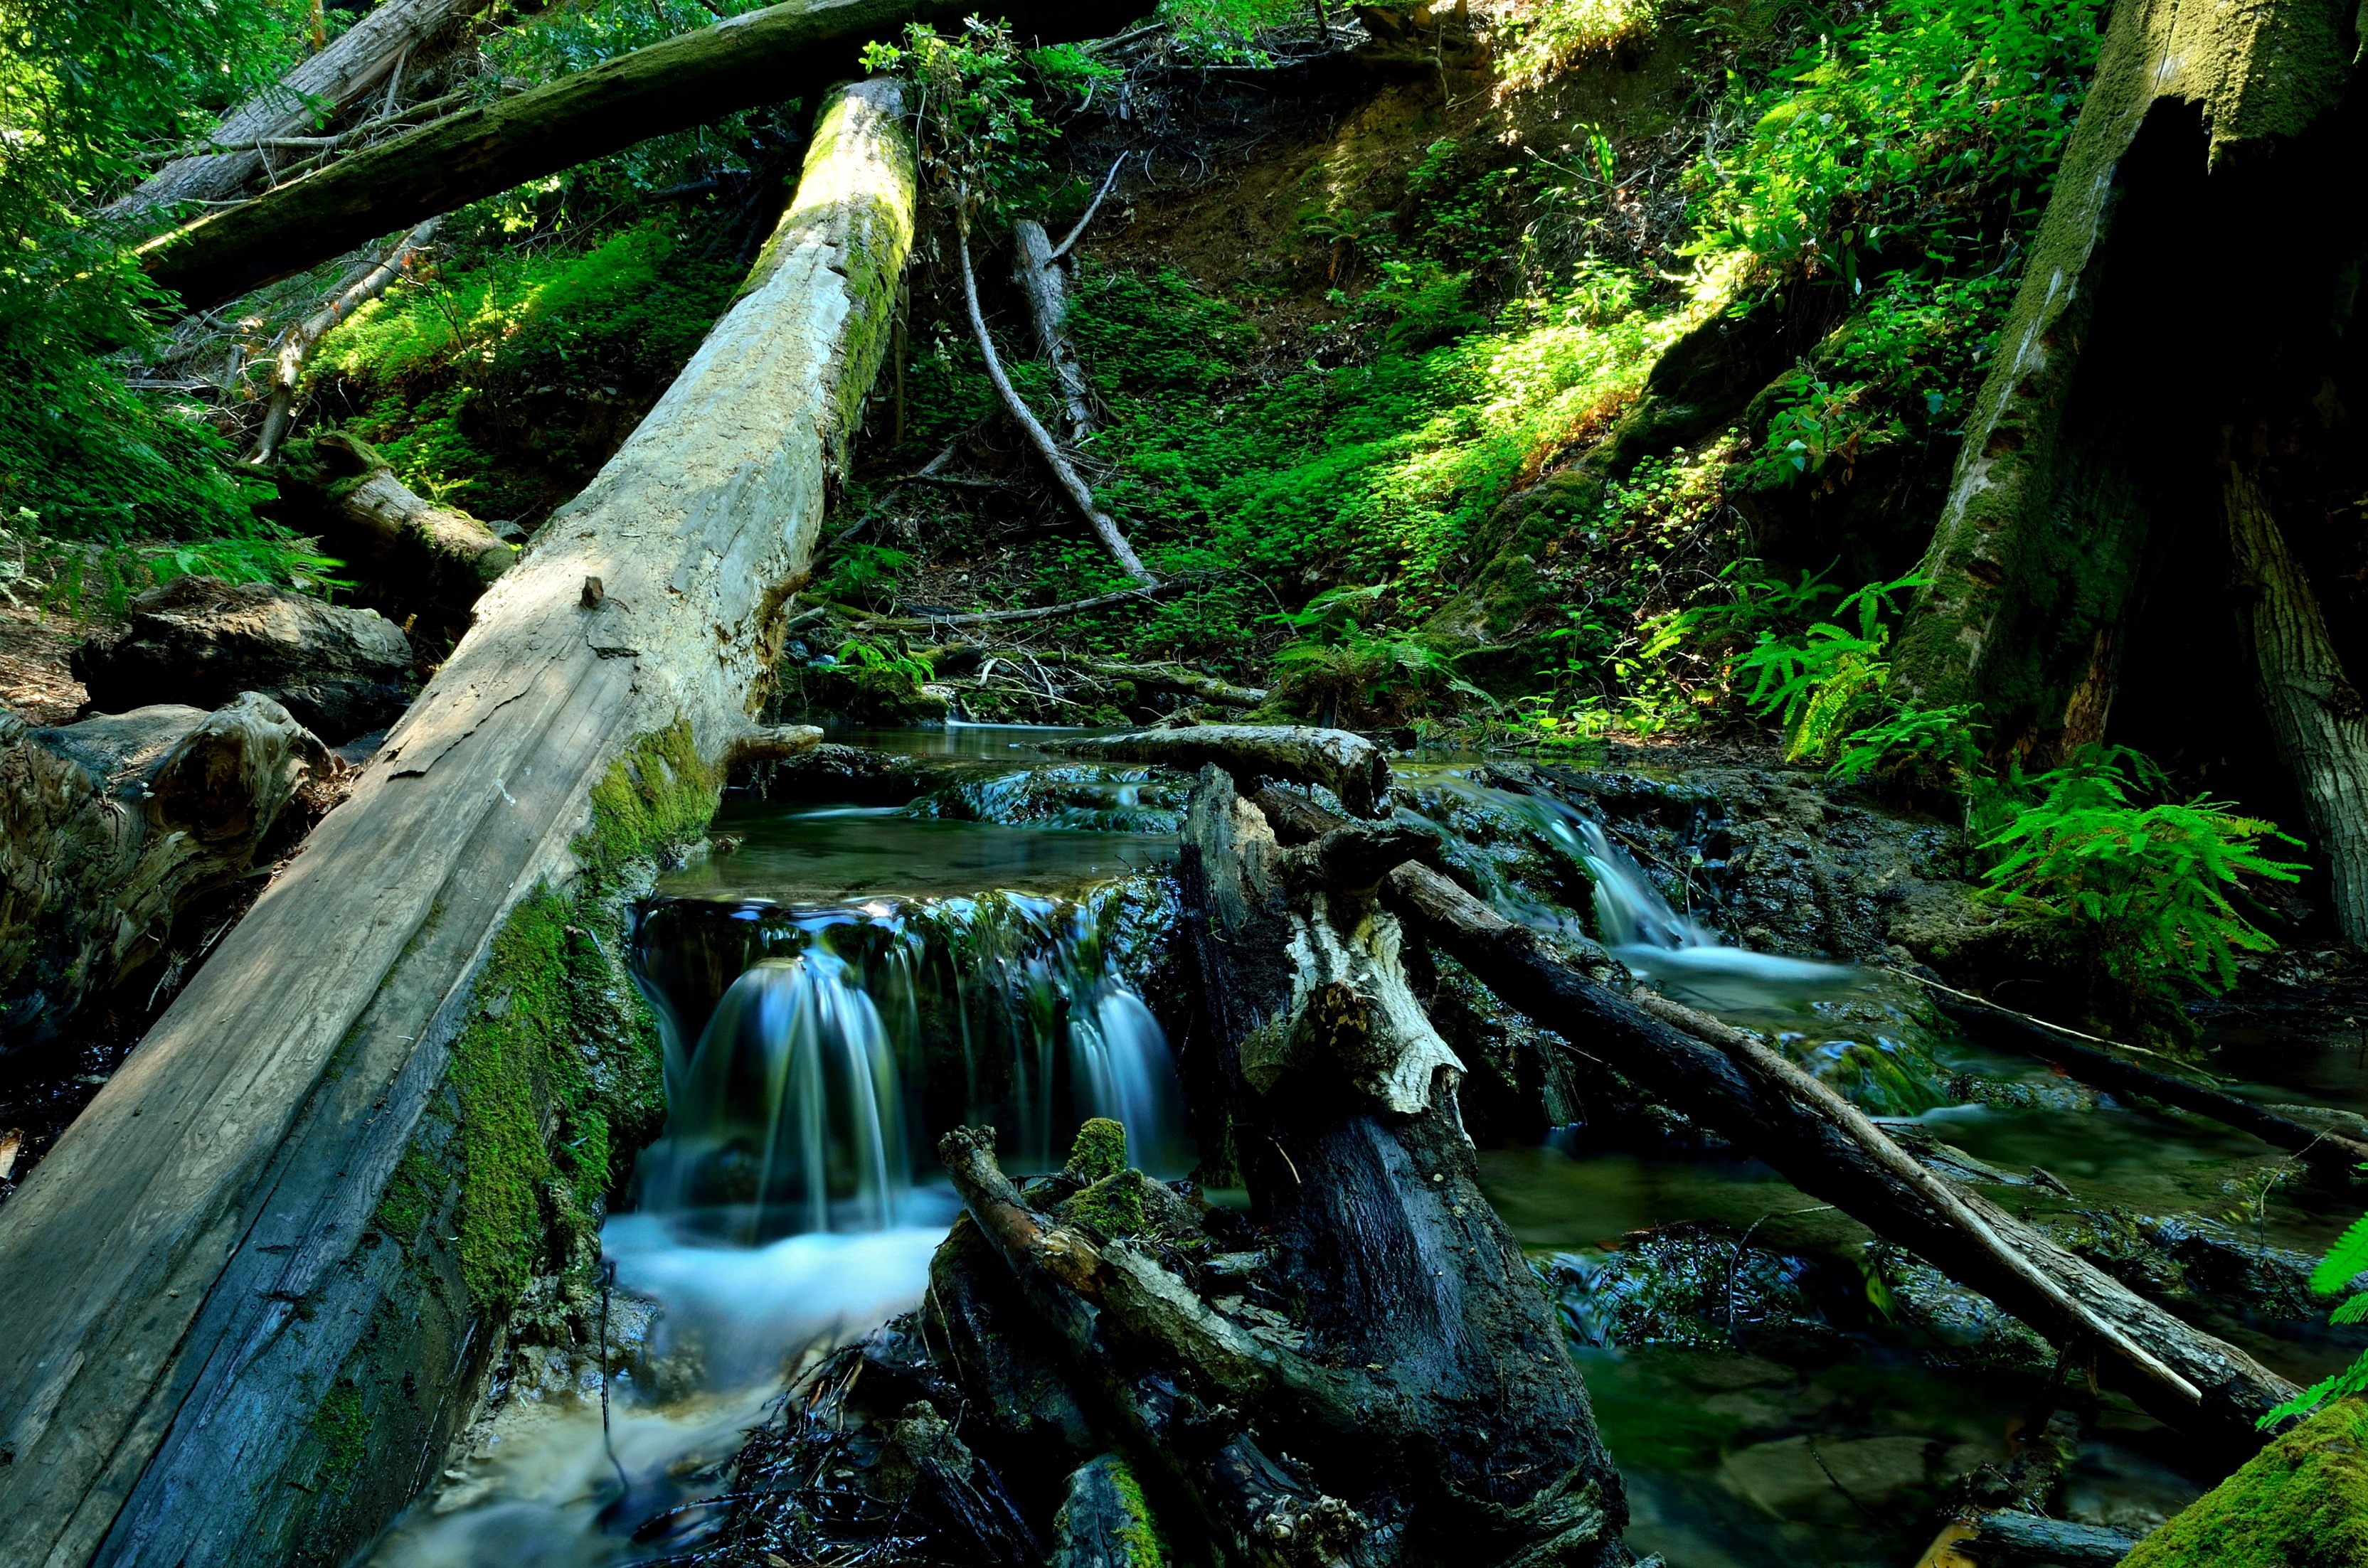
xmin=2261 ymin=1215 xmax=2368 ymax=1426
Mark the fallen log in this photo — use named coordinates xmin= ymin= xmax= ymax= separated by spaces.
xmin=1921 ymin=981 xmax=2368 ymax=1180
xmin=278 ymin=431 xmax=515 ymax=629
xmin=1378 ymin=856 xmax=2304 ymax=1450
xmin=1047 ymin=723 xmax=1391 ymax=818
xmin=0 ymin=80 xmax=907 ymax=1568
xmin=109 ymin=0 xmax=485 ymax=222
xmin=1964 ymin=1509 xmax=2146 ymax=1566
xmin=933 ymin=644 xmax=1268 ymax=707
xmin=0 ymin=696 xmax=330 ymax=1056
xmin=139 ymin=0 xmax=1120 ymax=315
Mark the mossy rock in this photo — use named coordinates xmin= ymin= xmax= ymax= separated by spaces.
xmin=2122 ymin=1398 xmax=2368 ymax=1568
xmin=1061 ymin=1168 xmax=1150 ymax=1240
xmin=1066 ymin=1116 xmax=1128 ymax=1184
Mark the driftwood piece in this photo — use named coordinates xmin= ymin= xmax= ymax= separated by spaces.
xmin=139 ymin=0 xmax=1115 ymax=316
xmin=0 ymin=82 xmax=906 ymax=1568
xmin=1378 ymin=856 xmax=2304 ymax=1449
xmin=2224 ymin=461 xmax=2368 ymax=944
xmin=1048 ymin=725 xmax=1390 ymax=818
xmin=108 ymin=0 xmax=483 ymax=221
xmin=0 ymin=697 xmax=329 ymax=1055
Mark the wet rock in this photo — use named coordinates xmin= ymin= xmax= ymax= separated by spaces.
xmin=729 ymin=742 xmax=962 ymax=804
xmin=72 ymin=576 xmax=410 ymax=743
xmin=1873 ymin=1250 xmax=2058 ymax=1380
xmin=1547 ymin=1224 xmax=1841 ymax=1357
xmin=1719 ymin=1432 xmax=1946 ymax=1522
xmin=1052 ymin=1454 xmax=1165 ymax=1568
xmin=878 ymin=1400 xmax=1040 ymax=1564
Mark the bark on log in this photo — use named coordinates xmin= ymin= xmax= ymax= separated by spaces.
xmin=1379 ymin=858 xmax=2305 ymax=1451
xmin=0 ymin=80 xmax=908 ymax=1568
xmin=1158 ymin=763 xmax=1634 ymax=1564
xmin=2224 ymin=461 xmax=2368 ymax=946
xmin=1889 ymin=0 xmax=2359 ymax=747
xmin=0 ymin=697 xmax=329 ymax=1055
xmin=1012 ymin=218 xmax=1095 ymax=441
xmin=139 ymin=0 xmax=1120 ymax=315
xmin=109 ymin=0 xmax=484 ymax=222
xmin=1965 ymin=1509 xmax=2145 ymax=1566
xmin=1047 ymin=724 xmax=1391 ymax=818
xmin=280 ymin=431 xmax=515 ymax=626
xmin=250 ymin=220 xmax=441 ymax=465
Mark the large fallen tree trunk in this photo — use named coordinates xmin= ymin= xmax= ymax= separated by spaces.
xmin=139 ymin=0 xmax=1122 ymax=314
xmin=1376 ymin=855 xmax=2303 ymax=1451
xmin=0 ymin=80 xmax=908 ymax=1568
xmin=109 ymin=0 xmax=487 ymax=222
xmin=2224 ymin=460 xmax=2368 ymax=945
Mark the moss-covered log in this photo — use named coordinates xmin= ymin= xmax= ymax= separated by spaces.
xmin=139 ymin=0 xmax=1126 ymax=315
xmin=0 ymin=80 xmax=909 ymax=1568
xmin=1889 ymin=0 xmax=2362 ymax=752
xmin=2119 ymin=1396 xmax=2368 ymax=1567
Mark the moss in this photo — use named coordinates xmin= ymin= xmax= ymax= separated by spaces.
xmin=1065 ymin=1116 xmax=1129 ymax=1183
xmin=371 ymin=1146 xmax=444 ymax=1243
xmin=578 ymin=718 xmax=719 ymax=890
xmin=2121 ymin=1397 xmax=2368 ymax=1568
xmin=1061 ymin=1168 xmax=1150 ymax=1240
xmin=313 ymin=1382 xmax=370 ymax=1483
xmin=1106 ymin=1456 xmax=1167 ymax=1568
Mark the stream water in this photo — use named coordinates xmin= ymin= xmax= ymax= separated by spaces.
xmin=360 ymin=730 xmax=2368 ymax=1567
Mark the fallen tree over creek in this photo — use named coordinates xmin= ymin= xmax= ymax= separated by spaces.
xmin=0 ymin=80 xmax=911 ymax=1568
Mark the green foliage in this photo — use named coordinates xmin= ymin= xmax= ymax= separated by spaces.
xmin=2126 ymin=1397 xmax=2368 ymax=1568
xmin=1687 ymin=0 xmax=2105 ymax=281
xmin=812 ymin=543 xmax=914 ymax=609
xmin=1268 ymin=587 xmax=1492 ymax=725
xmin=861 ymin=18 xmax=1105 ymax=220
xmin=1980 ymin=746 xmax=2306 ymax=996
xmin=1734 ymin=571 xmax=1925 ymax=759
xmin=1499 ymin=0 xmax=1660 ymax=90
xmin=1829 ymin=700 xmax=1982 ymax=785
xmin=2259 ymin=1213 xmax=2368 ymax=1427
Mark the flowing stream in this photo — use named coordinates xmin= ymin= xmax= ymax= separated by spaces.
xmin=361 ymin=732 xmax=2368 ymax=1567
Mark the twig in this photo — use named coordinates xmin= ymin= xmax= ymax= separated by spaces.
xmin=1050 ymin=153 xmax=1131 ymax=260
xmin=954 ymin=219 xmax=1155 ymax=585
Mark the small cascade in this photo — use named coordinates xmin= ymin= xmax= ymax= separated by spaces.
xmin=637 ymin=953 xmax=911 ymax=1241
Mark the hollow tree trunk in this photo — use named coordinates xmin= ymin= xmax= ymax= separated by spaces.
xmin=109 ymin=0 xmax=486 ymax=223
xmin=1011 ymin=218 xmax=1095 ymax=440
xmin=1379 ymin=858 xmax=2303 ymax=1451
xmin=0 ymin=81 xmax=910 ymax=1568
xmin=1157 ymin=762 xmax=1635 ymax=1566
xmin=2224 ymin=461 xmax=2368 ymax=945
xmin=139 ymin=0 xmax=1119 ymax=315
xmin=1889 ymin=0 xmax=2359 ymax=750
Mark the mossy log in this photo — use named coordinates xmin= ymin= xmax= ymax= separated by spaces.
xmin=278 ymin=430 xmax=515 ymax=629
xmin=0 ymin=697 xmax=329 ymax=1055
xmin=1379 ymin=855 xmax=2305 ymax=1451
xmin=109 ymin=0 xmax=484 ymax=220
xmin=139 ymin=0 xmax=1122 ymax=315
xmin=1890 ymin=0 xmax=2361 ymax=750
xmin=0 ymin=81 xmax=907 ymax=1568
xmin=2119 ymin=1396 xmax=2368 ymax=1567
xmin=2224 ymin=462 xmax=2368 ymax=945
xmin=1047 ymin=723 xmax=1391 ymax=818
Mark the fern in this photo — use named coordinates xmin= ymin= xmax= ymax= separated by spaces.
xmin=1733 ymin=571 xmax=1926 ymax=762
xmin=2261 ymin=1206 xmax=2368 ymax=1427
xmin=1980 ymin=746 xmax=2306 ymax=994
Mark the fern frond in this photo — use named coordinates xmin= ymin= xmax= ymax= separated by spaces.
xmin=2313 ymin=1211 xmax=2368 ymax=1295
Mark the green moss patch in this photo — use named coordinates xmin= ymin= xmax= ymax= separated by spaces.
xmin=2123 ymin=1398 xmax=2368 ymax=1568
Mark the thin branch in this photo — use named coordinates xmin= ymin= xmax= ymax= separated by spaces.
xmin=1049 ymin=153 xmax=1130 ymax=260
xmin=852 ymin=577 xmax=1201 ymax=629
xmin=954 ymin=222 xmax=1155 ymax=585
xmin=250 ymin=218 xmax=439 ymax=464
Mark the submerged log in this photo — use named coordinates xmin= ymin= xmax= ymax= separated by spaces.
xmin=1048 ymin=724 xmax=1391 ymax=818
xmin=0 ymin=81 xmax=907 ymax=1568
xmin=139 ymin=0 xmax=1115 ymax=315
xmin=2224 ymin=460 xmax=2368 ymax=945
xmin=0 ymin=697 xmax=329 ymax=1055
xmin=1379 ymin=857 xmax=2304 ymax=1449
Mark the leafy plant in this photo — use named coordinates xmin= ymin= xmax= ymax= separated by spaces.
xmin=1980 ymin=746 xmax=2306 ymax=995
xmin=829 ymin=636 xmax=938 ymax=713
xmin=1830 ymin=701 xmax=1982 ymax=785
xmin=812 ymin=543 xmax=915 ymax=609
xmin=1265 ymin=585 xmax=1490 ymax=725
xmin=2261 ymin=1210 xmax=2368 ymax=1426
xmin=1733 ymin=572 xmax=1926 ymax=760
